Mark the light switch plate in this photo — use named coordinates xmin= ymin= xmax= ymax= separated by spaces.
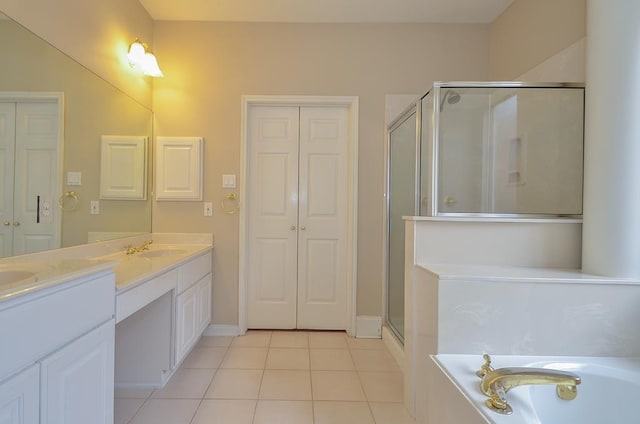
xmin=67 ymin=172 xmax=82 ymax=186
xmin=90 ymin=200 xmax=99 ymax=215
xmin=222 ymin=174 xmax=236 ymax=188
xmin=204 ymin=202 xmax=213 ymax=216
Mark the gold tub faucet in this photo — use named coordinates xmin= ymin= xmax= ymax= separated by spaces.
xmin=477 ymin=354 xmax=581 ymax=415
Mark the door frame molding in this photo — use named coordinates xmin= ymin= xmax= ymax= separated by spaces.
xmin=0 ymin=91 xmax=64 ymax=253
xmin=239 ymin=95 xmax=359 ymax=336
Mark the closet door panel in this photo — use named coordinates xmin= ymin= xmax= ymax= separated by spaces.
xmin=13 ymin=102 xmax=59 ymax=255
xmin=247 ymin=106 xmax=300 ymax=329
xmin=297 ymin=107 xmax=349 ymax=329
xmin=0 ymin=103 xmax=16 ymax=258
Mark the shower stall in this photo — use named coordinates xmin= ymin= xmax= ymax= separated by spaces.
xmin=385 ymin=82 xmax=585 ymax=342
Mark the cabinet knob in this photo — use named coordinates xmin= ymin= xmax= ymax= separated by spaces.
xmin=300 ymin=226 xmax=306 ymax=231
xmin=290 ymin=225 xmax=296 ymax=231
xmin=13 ymin=222 xmax=20 ymax=227
xmin=3 ymin=221 xmax=10 ymax=226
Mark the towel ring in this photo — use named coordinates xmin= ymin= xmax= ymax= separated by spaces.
xmin=58 ymin=191 xmax=79 ymax=211
xmin=221 ymin=192 xmax=240 ymax=215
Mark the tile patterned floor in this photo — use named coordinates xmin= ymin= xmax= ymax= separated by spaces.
xmin=115 ymin=330 xmax=415 ymax=424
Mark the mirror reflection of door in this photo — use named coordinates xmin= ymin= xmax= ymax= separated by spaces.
xmin=0 ymin=97 xmax=61 ymax=258
xmin=387 ymin=110 xmax=417 ymax=342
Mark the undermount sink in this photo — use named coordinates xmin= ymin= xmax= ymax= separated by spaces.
xmin=137 ymin=249 xmax=186 ymax=258
xmin=0 ymin=270 xmax=36 ymax=285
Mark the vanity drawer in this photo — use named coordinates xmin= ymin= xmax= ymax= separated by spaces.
xmin=0 ymin=272 xmax=114 ymax=382
xmin=177 ymin=251 xmax=212 ymax=294
xmin=116 ymin=268 xmax=177 ymax=323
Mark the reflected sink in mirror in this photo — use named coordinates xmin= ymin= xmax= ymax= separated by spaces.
xmin=138 ymin=249 xmax=187 ymax=258
xmin=0 ymin=270 xmax=35 ymax=285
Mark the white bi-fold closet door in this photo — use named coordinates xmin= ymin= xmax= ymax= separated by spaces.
xmin=0 ymin=100 xmax=60 ymax=258
xmin=247 ymin=105 xmax=349 ymax=330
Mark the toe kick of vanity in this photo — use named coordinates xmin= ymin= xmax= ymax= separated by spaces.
xmin=113 ymin=248 xmax=212 ymax=388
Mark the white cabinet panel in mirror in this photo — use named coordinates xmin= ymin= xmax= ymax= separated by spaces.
xmin=0 ymin=12 xmax=152 ymax=258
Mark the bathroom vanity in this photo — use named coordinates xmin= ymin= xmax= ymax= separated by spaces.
xmin=111 ymin=243 xmax=212 ymax=387
xmin=0 ymin=260 xmax=116 ymax=424
xmin=0 ymin=233 xmax=213 ymax=422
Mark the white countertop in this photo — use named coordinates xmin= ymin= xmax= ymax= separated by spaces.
xmin=0 ymin=233 xmax=214 ymax=302
xmin=98 ymin=243 xmax=212 ymax=292
xmin=0 ymin=259 xmax=114 ymax=302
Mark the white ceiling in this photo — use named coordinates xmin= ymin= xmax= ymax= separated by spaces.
xmin=139 ymin=0 xmax=515 ymax=24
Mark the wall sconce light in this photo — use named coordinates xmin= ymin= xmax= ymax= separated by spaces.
xmin=128 ymin=39 xmax=163 ymax=77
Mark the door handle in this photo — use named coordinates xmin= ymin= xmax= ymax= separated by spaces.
xmin=3 ymin=221 xmax=10 ymax=226
xmin=13 ymin=222 xmax=20 ymax=227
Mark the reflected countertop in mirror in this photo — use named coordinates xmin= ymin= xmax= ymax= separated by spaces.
xmin=0 ymin=11 xmax=152 ymax=258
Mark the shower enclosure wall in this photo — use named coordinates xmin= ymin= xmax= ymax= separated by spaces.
xmin=385 ymin=82 xmax=585 ymax=342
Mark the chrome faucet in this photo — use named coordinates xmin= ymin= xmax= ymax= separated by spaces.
xmin=477 ymin=354 xmax=581 ymax=415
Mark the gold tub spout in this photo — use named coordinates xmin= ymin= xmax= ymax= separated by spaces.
xmin=480 ymin=366 xmax=581 ymax=414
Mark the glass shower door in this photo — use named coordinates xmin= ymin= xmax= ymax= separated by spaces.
xmin=387 ymin=110 xmax=418 ymax=342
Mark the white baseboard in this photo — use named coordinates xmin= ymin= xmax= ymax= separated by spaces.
xmin=355 ymin=315 xmax=382 ymax=338
xmin=203 ymin=324 xmax=242 ymax=337
xmin=382 ymin=325 xmax=404 ymax=370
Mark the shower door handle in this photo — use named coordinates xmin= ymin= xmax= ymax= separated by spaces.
xmin=444 ymin=196 xmax=457 ymax=206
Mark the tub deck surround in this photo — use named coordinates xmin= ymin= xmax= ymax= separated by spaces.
xmin=420 ymin=263 xmax=635 ymax=284
xmin=432 ymin=354 xmax=640 ymax=424
xmin=402 ymin=217 xmax=584 ymax=416
xmin=417 ymin=263 xmax=640 ymax=357
xmin=406 ymin=263 xmax=640 ymax=424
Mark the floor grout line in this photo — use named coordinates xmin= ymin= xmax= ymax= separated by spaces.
xmin=120 ymin=331 xmax=412 ymax=424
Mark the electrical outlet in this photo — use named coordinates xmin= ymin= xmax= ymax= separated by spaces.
xmin=204 ymin=202 xmax=213 ymax=216
xmin=90 ymin=200 xmax=99 ymax=215
xmin=39 ymin=197 xmax=53 ymax=223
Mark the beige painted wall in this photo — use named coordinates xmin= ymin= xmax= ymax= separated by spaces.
xmin=0 ymin=0 xmax=153 ymax=108
xmin=490 ymin=0 xmax=586 ymax=80
xmin=152 ymin=22 xmax=491 ymax=325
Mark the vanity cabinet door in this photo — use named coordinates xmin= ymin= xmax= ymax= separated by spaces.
xmin=40 ymin=320 xmax=114 ymax=424
xmin=0 ymin=364 xmax=39 ymax=424
xmin=197 ymin=275 xmax=212 ymax=334
xmin=175 ymin=284 xmax=199 ymax=364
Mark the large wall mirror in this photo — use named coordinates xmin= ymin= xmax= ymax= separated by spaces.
xmin=0 ymin=12 xmax=152 ymax=258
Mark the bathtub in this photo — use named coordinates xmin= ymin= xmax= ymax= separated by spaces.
xmin=433 ymin=354 xmax=640 ymax=424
